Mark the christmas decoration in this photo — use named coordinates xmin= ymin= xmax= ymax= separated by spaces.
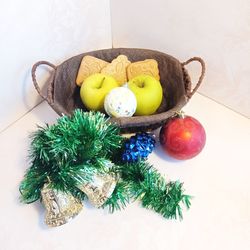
xmin=104 ymin=161 xmax=191 ymax=219
xmin=160 ymin=111 xmax=206 ymax=160
xmin=19 ymin=110 xmax=122 ymax=205
xmin=121 ymin=132 xmax=156 ymax=162
xmin=41 ymin=183 xmax=83 ymax=227
xmin=79 ymin=172 xmax=117 ymax=208
xmin=19 ymin=110 xmax=191 ymax=227
xmin=104 ymin=87 xmax=137 ymax=118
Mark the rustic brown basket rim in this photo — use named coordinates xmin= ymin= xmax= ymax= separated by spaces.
xmin=31 ymin=48 xmax=205 ymax=132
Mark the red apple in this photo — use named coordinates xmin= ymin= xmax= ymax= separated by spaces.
xmin=160 ymin=114 xmax=206 ymax=160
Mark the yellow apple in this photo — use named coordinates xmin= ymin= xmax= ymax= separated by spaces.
xmin=80 ymin=73 xmax=119 ymax=111
xmin=128 ymin=75 xmax=163 ymax=115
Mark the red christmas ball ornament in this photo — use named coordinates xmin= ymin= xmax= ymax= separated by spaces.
xmin=160 ymin=112 xmax=206 ymax=160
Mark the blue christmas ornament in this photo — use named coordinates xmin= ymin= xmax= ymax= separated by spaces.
xmin=122 ymin=132 xmax=156 ymax=162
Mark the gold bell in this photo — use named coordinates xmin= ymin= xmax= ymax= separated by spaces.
xmin=41 ymin=184 xmax=83 ymax=227
xmin=79 ymin=173 xmax=117 ymax=208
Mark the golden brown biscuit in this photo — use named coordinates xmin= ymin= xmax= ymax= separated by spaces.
xmin=127 ymin=59 xmax=160 ymax=81
xmin=76 ymin=56 xmax=109 ymax=86
xmin=101 ymin=55 xmax=131 ymax=85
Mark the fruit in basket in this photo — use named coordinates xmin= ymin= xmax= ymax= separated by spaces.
xmin=80 ymin=73 xmax=119 ymax=111
xmin=104 ymin=87 xmax=137 ymax=118
xmin=128 ymin=75 xmax=163 ymax=115
xmin=160 ymin=113 xmax=206 ymax=160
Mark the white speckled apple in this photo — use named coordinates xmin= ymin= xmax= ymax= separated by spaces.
xmin=104 ymin=87 xmax=137 ymax=118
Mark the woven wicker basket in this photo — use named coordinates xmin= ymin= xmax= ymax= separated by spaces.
xmin=32 ymin=48 xmax=205 ymax=133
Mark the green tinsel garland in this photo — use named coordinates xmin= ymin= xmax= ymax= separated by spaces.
xmin=105 ymin=161 xmax=191 ymax=219
xmin=20 ymin=109 xmax=191 ymax=220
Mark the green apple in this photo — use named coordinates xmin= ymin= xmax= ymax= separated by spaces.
xmin=127 ymin=75 xmax=163 ymax=115
xmin=80 ymin=73 xmax=119 ymax=111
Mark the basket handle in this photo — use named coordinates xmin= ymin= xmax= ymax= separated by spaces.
xmin=181 ymin=57 xmax=205 ymax=99
xmin=31 ymin=61 xmax=56 ymax=104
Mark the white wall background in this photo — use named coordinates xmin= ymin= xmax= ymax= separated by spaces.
xmin=1 ymin=0 xmax=249 ymax=133
xmin=110 ymin=0 xmax=250 ymax=118
xmin=0 ymin=0 xmax=112 ymax=132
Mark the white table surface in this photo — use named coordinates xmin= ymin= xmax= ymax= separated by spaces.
xmin=1 ymin=93 xmax=250 ymax=250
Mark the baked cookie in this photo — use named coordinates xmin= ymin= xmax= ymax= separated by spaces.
xmin=127 ymin=59 xmax=160 ymax=80
xmin=101 ymin=55 xmax=131 ymax=85
xmin=76 ymin=56 xmax=109 ymax=86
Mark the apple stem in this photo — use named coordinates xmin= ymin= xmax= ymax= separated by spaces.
xmin=97 ymin=77 xmax=105 ymax=89
xmin=101 ymin=77 xmax=105 ymax=85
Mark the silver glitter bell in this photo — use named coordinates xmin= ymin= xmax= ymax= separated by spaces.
xmin=41 ymin=184 xmax=83 ymax=227
xmin=79 ymin=173 xmax=117 ymax=208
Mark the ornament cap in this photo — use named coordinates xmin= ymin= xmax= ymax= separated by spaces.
xmin=175 ymin=110 xmax=185 ymax=119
